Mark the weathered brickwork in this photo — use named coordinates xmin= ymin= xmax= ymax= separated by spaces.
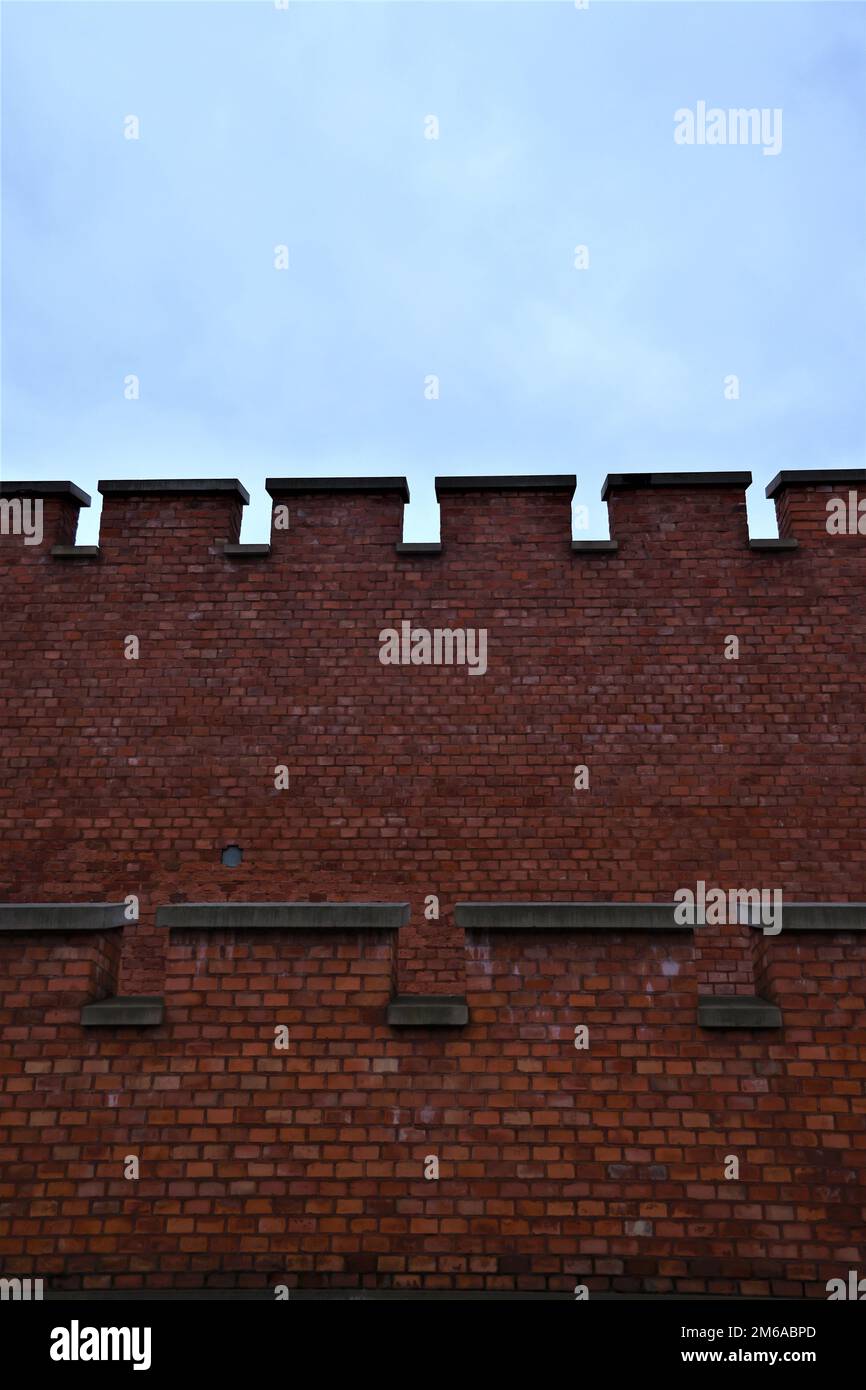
xmin=0 ymin=469 xmax=864 ymax=1295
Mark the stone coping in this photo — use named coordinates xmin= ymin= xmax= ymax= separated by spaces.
xmin=98 ymin=479 xmax=250 ymax=504
xmin=435 ymin=474 xmax=575 ymax=498
xmin=748 ymin=539 xmax=798 ymax=551
xmin=265 ymin=477 xmax=410 ymax=502
xmin=602 ymin=471 xmax=751 ymax=501
xmin=765 ymin=469 xmax=866 ymax=500
xmin=0 ymin=481 xmax=91 ymax=506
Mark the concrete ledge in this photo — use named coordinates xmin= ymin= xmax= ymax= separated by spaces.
xmin=456 ymin=902 xmax=688 ymax=931
xmin=0 ymin=481 xmax=91 ymax=506
xmin=266 ymin=477 xmax=410 ymax=502
xmin=750 ymin=903 xmax=866 ymax=932
xmin=0 ymin=903 xmax=127 ymax=932
xmin=396 ymin=542 xmax=442 ymax=555
xmin=387 ymin=994 xmax=468 ymax=1026
xmin=99 ymin=479 xmax=250 ymax=504
xmin=81 ymin=995 xmax=164 ymax=1027
xmin=698 ymin=996 xmax=782 ymax=1029
xmin=571 ymin=540 xmax=618 ymax=553
xmin=435 ymin=474 xmax=575 ymax=498
xmin=748 ymin=539 xmax=799 ymax=551
xmin=51 ymin=545 xmax=101 ymax=559
xmin=602 ymin=471 xmax=751 ymax=501
xmin=223 ymin=543 xmax=271 ymax=556
xmin=765 ymin=469 xmax=866 ymax=500
xmin=159 ymin=902 xmax=410 ymax=931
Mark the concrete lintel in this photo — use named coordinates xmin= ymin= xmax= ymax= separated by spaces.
xmin=0 ymin=903 xmax=127 ymax=932
xmin=81 ymin=996 xmax=164 ymax=1027
xmin=159 ymin=902 xmax=410 ymax=931
xmin=387 ymin=994 xmax=468 ymax=1026
xmin=456 ymin=902 xmax=687 ymax=932
xmin=698 ymin=996 xmax=782 ymax=1029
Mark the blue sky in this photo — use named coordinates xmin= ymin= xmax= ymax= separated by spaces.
xmin=2 ymin=0 xmax=864 ymax=543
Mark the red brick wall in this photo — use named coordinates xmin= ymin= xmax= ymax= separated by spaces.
xmin=1 ymin=474 xmax=864 ymax=1294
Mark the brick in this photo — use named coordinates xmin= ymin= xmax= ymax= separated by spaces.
xmin=1 ymin=471 xmax=865 ymax=1297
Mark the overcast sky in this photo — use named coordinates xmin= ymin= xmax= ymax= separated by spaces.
xmin=2 ymin=0 xmax=864 ymax=542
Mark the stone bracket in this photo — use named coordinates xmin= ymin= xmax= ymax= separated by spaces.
xmin=81 ymin=995 xmax=165 ymax=1027
xmin=698 ymin=996 xmax=782 ymax=1029
xmin=387 ymin=994 xmax=469 ymax=1027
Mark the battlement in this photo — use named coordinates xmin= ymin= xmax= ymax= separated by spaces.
xmin=1 ymin=466 xmax=865 ymax=1298
xmin=2 ymin=463 xmax=863 ymax=996
xmin=3 ymin=469 xmax=866 ymax=559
